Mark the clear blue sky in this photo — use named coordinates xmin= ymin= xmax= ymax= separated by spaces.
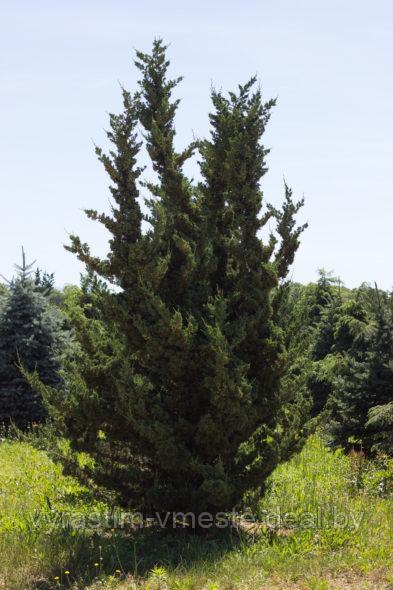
xmin=1 ymin=0 xmax=392 ymax=288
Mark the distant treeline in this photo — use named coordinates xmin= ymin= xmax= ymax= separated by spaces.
xmin=1 ymin=267 xmax=392 ymax=455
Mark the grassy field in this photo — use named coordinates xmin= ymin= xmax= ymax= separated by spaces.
xmin=0 ymin=435 xmax=392 ymax=590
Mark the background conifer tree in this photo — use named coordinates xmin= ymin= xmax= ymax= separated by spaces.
xmin=0 ymin=250 xmax=66 ymax=428
xmin=367 ymin=401 xmax=393 ymax=453
xmin=329 ymin=294 xmax=393 ymax=452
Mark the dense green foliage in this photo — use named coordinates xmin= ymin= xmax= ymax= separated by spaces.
xmin=273 ymin=274 xmax=393 ymax=453
xmin=327 ymin=289 xmax=393 ymax=452
xmin=44 ymin=40 xmax=309 ymax=519
xmin=0 ymin=252 xmax=67 ymax=428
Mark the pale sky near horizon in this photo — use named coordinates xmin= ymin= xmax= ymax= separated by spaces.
xmin=1 ymin=0 xmax=392 ymax=289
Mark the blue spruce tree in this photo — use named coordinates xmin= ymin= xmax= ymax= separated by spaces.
xmin=0 ymin=249 xmax=65 ymax=428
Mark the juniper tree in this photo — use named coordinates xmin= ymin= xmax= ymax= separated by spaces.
xmin=51 ymin=40 xmax=307 ymax=519
xmin=0 ymin=250 xmax=65 ymax=428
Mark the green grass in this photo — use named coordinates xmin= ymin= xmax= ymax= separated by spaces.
xmin=0 ymin=436 xmax=392 ymax=589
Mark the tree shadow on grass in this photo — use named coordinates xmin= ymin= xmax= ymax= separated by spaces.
xmin=36 ymin=523 xmax=247 ymax=589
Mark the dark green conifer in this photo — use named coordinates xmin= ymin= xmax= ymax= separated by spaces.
xmin=367 ymin=401 xmax=393 ymax=453
xmin=52 ymin=40 xmax=306 ymax=519
xmin=329 ymin=290 xmax=393 ymax=451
